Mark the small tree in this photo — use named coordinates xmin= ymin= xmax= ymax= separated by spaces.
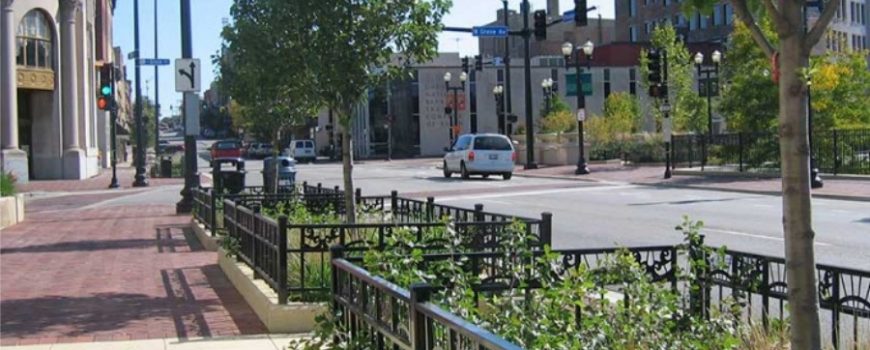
xmin=603 ymin=92 xmax=642 ymax=135
xmin=686 ymin=0 xmax=843 ymax=345
xmin=304 ymin=0 xmax=450 ymax=221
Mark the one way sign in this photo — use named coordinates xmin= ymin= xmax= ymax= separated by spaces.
xmin=175 ymin=58 xmax=201 ymax=92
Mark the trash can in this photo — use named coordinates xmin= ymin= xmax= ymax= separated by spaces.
xmin=160 ymin=156 xmax=173 ymax=178
xmin=263 ymin=156 xmax=297 ymax=193
xmin=212 ymin=158 xmax=246 ymax=194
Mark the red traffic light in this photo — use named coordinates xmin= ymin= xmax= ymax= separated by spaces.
xmin=97 ymin=96 xmax=109 ymax=110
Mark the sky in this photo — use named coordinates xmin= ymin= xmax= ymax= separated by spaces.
xmin=112 ymin=0 xmax=615 ymax=118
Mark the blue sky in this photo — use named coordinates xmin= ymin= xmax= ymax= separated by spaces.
xmin=113 ymin=0 xmax=615 ymax=118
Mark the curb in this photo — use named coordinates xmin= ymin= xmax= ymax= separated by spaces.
xmin=512 ymin=172 xmax=870 ymax=202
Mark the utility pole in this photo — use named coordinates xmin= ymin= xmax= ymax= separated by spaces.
xmin=521 ymin=0 xmax=536 ymax=169
xmin=176 ymin=0 xmax=197 ymax=213
xmin=132 ymin=0 xmax=149 ymax=187
xmin=153 ymin=0 xmax=160 ymax=156
xmin=502 ymin=0 xmax=513 ymax=136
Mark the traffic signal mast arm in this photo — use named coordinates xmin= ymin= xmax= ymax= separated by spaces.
xmin=441 ymin=4 xmax=597 ymax=38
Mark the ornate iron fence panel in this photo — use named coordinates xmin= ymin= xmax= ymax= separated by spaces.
xmin=331 ymin=256 xmax=522 ymax=350
xmin=223 ymin=199 xmax=288 ymax=303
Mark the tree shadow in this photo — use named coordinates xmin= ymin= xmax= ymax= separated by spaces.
xmin=628 ymin=196 xmax=756 ymax=206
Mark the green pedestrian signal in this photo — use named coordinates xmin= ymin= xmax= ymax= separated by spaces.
xmin=101 ymin=85 xmax=112 ymax=96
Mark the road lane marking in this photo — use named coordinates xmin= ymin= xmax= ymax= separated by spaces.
xmin=705 ymin=228 xmax=832 ymax=247
xmin=436 ymin=184 xmax=638 ymax=202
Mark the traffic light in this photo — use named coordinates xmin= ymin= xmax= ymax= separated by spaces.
xmin=97 ymin=63 xmax=114 ymax=110
xmin=533 ymin=10 xmax=547 ymax=40
xmin=574 ymin=0 xmax=588 ymax=26
xmin=474 ymin=55 xmax=483 ymax=71
xmin=461 ymin=56 xmax=469 ymax=73
xmin=647 ymin=49 xmax=662 ymax=84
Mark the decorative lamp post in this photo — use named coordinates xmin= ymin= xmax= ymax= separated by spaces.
xmin=563 ymin=40 xmax=594 ymax=175
xmin=493 ymin=84 xmax=506 ymax=134
xmin=695 ymin=50 xmax=721 ymax=169
xmin=541 ymin=78 xmax=555 ymax=117
xmin=444 ymin=71 xmax=467 ymax=145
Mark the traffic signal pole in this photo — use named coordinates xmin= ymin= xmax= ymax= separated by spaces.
xmin=132 ymin=0 xmax=149 ymax=187
xmin=176 ymin=0 xmax=197 ymax=213
xmin=521 ymin=0 xmax=536 ymax=169
xmin=503 ymin=0 xmax=513 ymax=136
xmin=153 ymin=0 xmax=160 ymax=157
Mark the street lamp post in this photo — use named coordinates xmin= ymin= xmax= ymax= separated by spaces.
xmin=444 ymin=71 xmax=467 ymax=145
xmin=694 ymin=50 xmax=721 ymax=169
xmin=132 ymin=0 xmax=149 ymax=187
xmin=541 ymin=78 xmax=555 ymax=117
xmin=563 ymin=40 xmax=594 ymax=175
xmin=493 ymin=84 xmax=505 ymax=135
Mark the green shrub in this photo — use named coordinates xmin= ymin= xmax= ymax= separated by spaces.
xmin=539 ymin=110 xmax=575 ymax=134
xmin=1 ymin=172 xmax=17 ymax=197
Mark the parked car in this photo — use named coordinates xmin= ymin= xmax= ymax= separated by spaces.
xmin=164 ymin=143 xmax=184 ymax=154
xmin=210 ymin=139 xmax=242 ymax=162
xmin=245 ymin=143 xmax=274 ymax=159
xmin=443 ymin=134 xmax=516 ymax=180
xmin=157 ymin=140 xmax=170 ymax=154
xmin=287 ymin=139 xmax=316 ymax=163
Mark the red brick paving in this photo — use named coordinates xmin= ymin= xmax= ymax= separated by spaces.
xmin=19 ymin=166 xmax=183 ymax=193
xmin=515 ymin=163 xmax=870 ymax=200
xmin=0 ymin=204 xmax=266 ymax=346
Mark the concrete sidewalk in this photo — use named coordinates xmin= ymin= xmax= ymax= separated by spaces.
xmin=0 ymin=192 xmax=268 ymax=347
xmin=19 ymin=167 xmax=183 ymax=194
xmin=514 ymin=163 xmax=870 ymax=201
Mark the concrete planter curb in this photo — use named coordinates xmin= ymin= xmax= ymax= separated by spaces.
xmin=190 ymin=219 xmax=220 ymax=252
xmin=0 ymin=194 xmax=25 ymax=229
xmin=217 ymin=247 xmax=326 ymax=333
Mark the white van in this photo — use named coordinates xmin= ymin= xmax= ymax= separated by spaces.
xmin=443 ymin=134 xmax=516 ymax=180
xmin=287 ymin=139 xmax=316 ymax=163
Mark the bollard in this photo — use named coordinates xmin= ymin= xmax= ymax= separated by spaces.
xmin=540 ymin=212 xmax=553 ymax=247
xmin=409 ymin=283 xmax=434 ymax=350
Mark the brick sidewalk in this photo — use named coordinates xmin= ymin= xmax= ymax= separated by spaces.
xmin=19 ymin=167 xmax=183 ymax=193
xmin=0 ymin=201 xmax=266 ymax=346
xmin=515 ymin=163 xmax=870 ymax=201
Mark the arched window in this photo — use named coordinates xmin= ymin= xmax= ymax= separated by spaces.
xmin=16 ymin=10 xmax=53 ymax=69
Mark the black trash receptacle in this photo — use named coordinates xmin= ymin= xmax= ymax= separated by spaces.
xmin=212 ymin=158 xmax=246 ymax=194
xmin=160 ymin=156 xmax=173 ymax=178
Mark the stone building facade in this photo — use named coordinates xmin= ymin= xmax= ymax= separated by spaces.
xmin=1 ymin=0 xmax=115 ymax=183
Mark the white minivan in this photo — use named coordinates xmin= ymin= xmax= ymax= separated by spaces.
xmin=287 ymin=139 xmax=316 ymax=163
xmin=443 ymin=134 xmax=516 ymax=180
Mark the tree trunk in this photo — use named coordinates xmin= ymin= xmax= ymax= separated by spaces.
xmin=341 ymin=114 xmax=356 ymax=223
xmin=778 ymin=32 xmax=822 ymax=350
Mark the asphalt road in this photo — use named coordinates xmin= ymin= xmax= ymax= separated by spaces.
xmin=197 ymin=151 xmax=869 ymax=270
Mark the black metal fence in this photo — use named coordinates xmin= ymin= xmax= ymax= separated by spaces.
xmin=335 ymin=244 xmax=869 ymax=349
xmin=331 ymin=253 xmax=523 ymax=350
xmin=671 ymin=128 xmax=870 ymax=175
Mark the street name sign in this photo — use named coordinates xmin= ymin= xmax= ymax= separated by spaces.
xmin=175 ymin=58 xmax=201 ymax=92
xmin=472 ymin=26 xmax=508 ymax=37
xmin=562 ymin=10 xmax=576 ymax=22
xmin=138 ymin=58 xmax=171 ymax=66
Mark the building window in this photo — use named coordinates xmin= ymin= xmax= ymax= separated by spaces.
xmin=603 ymin=69 xmax=611 ymax=98
xmin=16 ymin=10 xmax=53 ymax=69
xmin=629 ymin=68 xmax=637 ymax=95
xmin=713 ymin=5 xmax=724 ymax=26
xmin=629 ymin=26 xmax=638 ymax=42
xmin=629 ymin=0 xmax=637 ymax=17
xmin=497 ymin=69 xmax=504 ymax=82
xmin=644 ymin=21 xmax=652 ymax=34
xmin=700 ymin=14 xmax=709 ymax=29
xmin=690 ymin=11 xmax=698 ymax=30
xmin=725 ymin=4 xmax=734 ymax=24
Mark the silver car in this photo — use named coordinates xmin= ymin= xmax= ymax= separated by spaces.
xmin=443 ymin=134 xmax=516 ymax=180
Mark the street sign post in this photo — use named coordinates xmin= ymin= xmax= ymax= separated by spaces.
xmin=138 ymin=58 xmax=171 ymax=66
xmin=472 ymin=26 xmax=509 ymax=37
xmin=175 ymin=58 xmax=201 ymax=92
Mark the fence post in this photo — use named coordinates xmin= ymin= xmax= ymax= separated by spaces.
xmin=831 ymin=270 xmax=841 ymax=350
xmin=832 ymin=129 xmax=839 ymax=175
xmin=252 ymin=206 xmax=262 ymax=278
xmin=688 ymin=234 xmax=706 ymax=318
xmin=409 ymin=283 xmax=433 ymax=350
xmin=355 ymin=188 xmax=362 ymax=205
xmin=329 ymin=245 xmax=345 ymax=344
xmin=738 ymin=132 xmax=745 ymax=172
xmin=277 ymin=215 xmax=288 ymax=305
xmin=233 ymin=199 xmax=242 ymax=262
xmin=541 ymin=212 xmax=553 ymax=247
xmin=210 ymin=189 xmax=218 ymax=232
xmin=761 ymin=260 xmax=770 ymax=332
xmin=317 ymin=182 xmax=323 ymax=194
xmin=390 ymin=190 xmax=398 ymax=213
xmin=426 ymin=197 xmax=435 ymax=221
xmin=474 ymin=203 xmax=484 ymax=221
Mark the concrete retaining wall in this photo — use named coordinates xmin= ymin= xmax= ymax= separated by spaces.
xmin=0 ymin=194 xmax=25 ymax=229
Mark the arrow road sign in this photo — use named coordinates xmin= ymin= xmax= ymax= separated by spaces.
xmin=175 ymin=58 xmax=201 ymax=92
xmin=472 ymin=26 xmax=508 ymax=37
xmin=138 ymin=58 xmax=171 ymax=66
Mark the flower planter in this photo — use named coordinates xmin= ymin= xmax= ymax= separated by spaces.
xmin=0 ymin=194 xmax=25 ymax=229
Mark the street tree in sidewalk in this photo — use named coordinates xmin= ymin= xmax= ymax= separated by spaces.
xmin=305 ymin=0 xmax=450 ymax=221
xmin=685 ymin=0 xmax=843 ymax=346
xmin=809 ymin=50 xmax=870 ymax=131
xmin=217 ymin=0 xmax=324 ymax=192
xmin=638 ymin=24 xmax=706 ymax=134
